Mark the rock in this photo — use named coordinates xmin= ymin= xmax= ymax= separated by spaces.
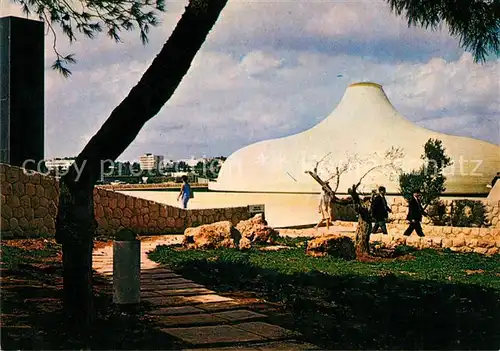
xmin=183 ymin=221 xmax=241 ymax=250
xmin=236 ymin=214 xmax=278 ymax=244
xmin=305 ymin=234 xmax=355 ymax=260
xmin=239 ymin=237 xmax=252 ymax=250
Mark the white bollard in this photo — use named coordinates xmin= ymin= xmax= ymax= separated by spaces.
xmin=113 ymin=238 xmax=141 ymax=304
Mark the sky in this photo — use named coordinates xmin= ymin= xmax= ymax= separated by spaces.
xmin=2 ymin=0 xmax=499 ymax=162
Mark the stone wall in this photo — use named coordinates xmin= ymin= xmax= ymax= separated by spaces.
xmin=93 ymin=187 xmax=251 ymax=236
xmin=1 ymin=164 xmax=59 ymax=236
xmin=1 ymin=164 xmax=252 ymax=238
xmin=390 ymin=197 xmax=500 ymax=229
xmin=334 ymin=221 xmax=500 ymax=255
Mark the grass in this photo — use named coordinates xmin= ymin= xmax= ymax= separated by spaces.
xmin=149 ymin=241 xmax=500 ymax=350
xmin=1 ymin=238 xmax=184 ymax=350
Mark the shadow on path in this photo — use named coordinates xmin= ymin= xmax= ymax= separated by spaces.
xmin=168 ymin=259 xmax=500 ymax=350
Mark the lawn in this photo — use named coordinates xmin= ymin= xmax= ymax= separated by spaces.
xmin=149 ymin=237 xmax=500 ymax=350
xmin=0 ymin=238 xmax=183 ymax=350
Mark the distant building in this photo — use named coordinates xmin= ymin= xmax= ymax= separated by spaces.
xmin=139 ymin=153 xmax=164 ymax=171
xmin=44 ymin=158 xmax=75 ymax=171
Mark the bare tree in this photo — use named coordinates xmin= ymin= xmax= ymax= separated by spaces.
xmin=307 ymin=147 xmax=404 ymax=257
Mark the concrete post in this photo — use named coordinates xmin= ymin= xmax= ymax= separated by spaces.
xmin=113 ymin=240 xmax=141 ymax=304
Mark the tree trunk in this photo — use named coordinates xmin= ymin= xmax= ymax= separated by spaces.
xmin=348 ymin=184 xmax=372 ymax=257
xmin=55 ymin=179 xmax=96 ymax=338
xmin=354 ymin=208 xmax=372 ymax=256
xmin=55 ymin=0 xmax=229 ymax=334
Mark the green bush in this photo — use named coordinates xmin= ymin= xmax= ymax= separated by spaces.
xmin=399 ymin=138 xmax=452 ymax=207
xmin=450 ymin=200 xmax=487 ymax=227
xmin=426 ymin=199 xmax=450 ymax=226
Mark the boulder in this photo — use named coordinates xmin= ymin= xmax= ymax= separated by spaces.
xmin=236 ymin=213 xmax=278 ymax=244
xmin=306 ymin=234 xmax=355 ymax=260
xmin=183 ymin=221 xmax=241 ymax=249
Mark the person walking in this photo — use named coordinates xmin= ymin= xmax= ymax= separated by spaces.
xmin=177 ymin=175 xmax=192 ymax=209
xmin=492 ymin=172 xmax=500 ymax=187
xmin=403 ymin=190 xmax=427 ymax=237
xmin=371 ymin=186 xmax=391 ymax=234
xmin=316 ymin=183 xmax=335 ymax=231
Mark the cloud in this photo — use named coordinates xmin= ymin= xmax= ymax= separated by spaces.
xmin=3 ymin=0 xmax=498 ymax=162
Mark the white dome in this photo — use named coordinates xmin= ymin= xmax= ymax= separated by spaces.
xmin=211 ymin=82 xmax=500 ymax=194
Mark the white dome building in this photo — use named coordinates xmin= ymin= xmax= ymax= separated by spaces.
xmin=210 ymin=82 xmax=500 ymax=194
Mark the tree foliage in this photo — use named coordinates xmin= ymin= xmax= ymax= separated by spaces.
xmin=387 ymin=0 xmax=499 ymax=63
xmin=12 ymin=0 xmax=165 ymax=75
xmin=399 ymin=138 xmax=452 ymax=207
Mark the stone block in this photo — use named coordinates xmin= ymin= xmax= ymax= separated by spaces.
xmin=34 ymin=206 xmax=48 ymax=218
xmin=172 ymin=207 xmax=180 ymax=218
xmin=161 ymin=325 xmax=265 ymax=345
xmin=466 ymin=238 xmax=478 ymax=248
xmin=95 ymin=204 xmax=104 ymax=218
xmin=158 ymin=217 xmax=166 ymax=230
xmin=123 ymin=208 xmax=132 ymax=218
xmin=48 ymin=202 xmax=58 ymax=217
xmin=175 ymin=217 xmax=184 ymax=229
xmin=12 ymin=206 xmax=24 ymax=218
xmin=104 ymin=207 xmax=113 ymax=219
xmin=109 ymin=198 xmax=117 ymax=209
xmin=233 ymin=322 xmax=300 ymax=340
xmin=39 ymin=197 xmax=48 ymax=208
xmin=110 ymin=218 xmax=120 ymax=228
xmin=7 ymin=195 xmax=20 ymax=208
xmin=25 ymin=208 xmax=34 ymax=221
xmin=43 ymin=215 xmax=55 ymax=229
xmin=121 ymin=216 xmax=130 ymax=227
xmin=479 ymin=228 xmax=490 ymax=237
xmin=126 ymin=196 xmax=134 ymax=208
xmin=100 ymin=196 xmax=109 ymax=207
xmin=431 ymin=237 xmax=442 ymax=248
xmin=130 ymin=216 xmax=138 ymax=228
xmin=34 ymin=184 xmax=43 ymax=197
xmin=405 ymin=236 xmax=421 ymax=248
xmin=486 ymin=247 xmax=499 ymax=255
xmin=442 ymin=238 xmax=453 ymax=248
xmin=473 ymin=247 xmax=488 ymax=255
xmin=113 ymin=208 xmax=123 ymax=218
xmin=9 ymin=217 xmax=19 ymax=230
xmin=19 ymin=194 xmax=30 ymax=208
xmin=1 ymin=216 xmax=10 ymax=231
xmin=118 ymin=195 xmax=126 ymax=209
xmin=156 ymin=313 xmax=226 ymax=327
xmin=453 ymin=236 xmax=466 ymax=247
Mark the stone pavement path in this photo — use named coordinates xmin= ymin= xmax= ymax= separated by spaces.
xmin=92 ymin=235 xmax=319 ymax=350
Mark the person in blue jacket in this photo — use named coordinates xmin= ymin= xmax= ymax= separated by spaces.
xmin=177 ymin=175 xmax=192 ymax=209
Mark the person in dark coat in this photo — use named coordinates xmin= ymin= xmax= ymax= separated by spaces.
xmin=371 ymin=186 xmax=391 ymax=234
xmin=492 ymin=172 xmax=500 ymax=187
xmin=403 ymin=190 xmax=427 ymax=237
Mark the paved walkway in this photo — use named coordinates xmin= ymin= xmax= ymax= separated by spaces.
xmin=92 ymin=235 xmax=319 ymax=350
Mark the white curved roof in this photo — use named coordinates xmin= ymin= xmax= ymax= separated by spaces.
xmin=211 ymin=82 xmax=500 ymax=194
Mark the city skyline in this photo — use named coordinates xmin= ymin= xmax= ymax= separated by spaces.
xmin=1 ymin=0 xmax=499 ymax=161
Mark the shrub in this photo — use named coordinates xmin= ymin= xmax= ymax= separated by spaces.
xmin=426 ymin=199 xmax=450 ymax=226
xmin=450 ymin=200 xmax=487 ymax=227
xmin=399 ymin=138 xmax=452 ymax=207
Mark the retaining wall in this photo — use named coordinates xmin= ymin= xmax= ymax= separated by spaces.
xmin=334 ymin=197 xmax=500 ymax=229
xmin=0 ymin=164 xmax=252 ymax=238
